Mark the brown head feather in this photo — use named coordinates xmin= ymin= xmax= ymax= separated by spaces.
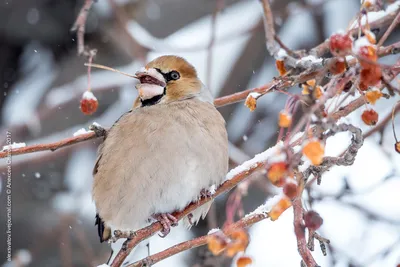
xmin=145 ymin=55 xmax=202 ymax=102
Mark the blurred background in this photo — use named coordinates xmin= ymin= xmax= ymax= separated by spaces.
xmin=0 ymin=0 xmax=400 ymax=266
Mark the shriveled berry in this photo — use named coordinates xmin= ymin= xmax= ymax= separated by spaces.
xmin=304 ymin=210 xmax=323 ymax=230
xmin=283 ymin=182 xmax=298 ymax=199
xmin=395 ymin=142 xmax=400 ymax=154
xmin=365 ymin=89 xmax=382 ymax=104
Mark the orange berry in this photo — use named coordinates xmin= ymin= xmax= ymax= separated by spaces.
xmin=230 ymin=229 xmax=249 ymax=245
xmin=245 ymin=93 xmax=259 ymax=112
xmin=358 ymin=45 xmax=378 ymax=69
xmin=314 ymin=86 xmax=323 ymax=99
xmin=80 ymin=91 xmax=98 ymax=115
xmin=365 ymin=89 xmax=382 ymax=104
xmin=360 ymin=66 xmax=382 ymax=90
xmin=226 ymin=242 xmax=246 ymax=257
xmin=225 ymin=229 xmax=249 ymax=257
xmin=328 ymin=58 xmax=346 ymax=75
xmin=302 ymin=84 xmax=310 ymax=95
xmin=208 ymin=233 xmax=227 ymax=256
xmin=306 ymin=79 xmax=316 ymax=87
xmin=364 ymin=30 xmax=376 ymax=44
xmin=267 ymin=162 xmax=287 ymax=186
xmin=303 ymin=140 xmax=325 ymax=165
xmin=236 ymin=256 xmax=253 ymax=267
xmin=276 ymin=60 xmax=287 ymax=76
xmin=395 ymin=142 xmax=400 ymax=154
xmin=361 ymin=109 xmax=379 ymax=125
xmin=329 ymin=33 xmax=353 ymax=56
xmin=278 ymin=111 xmax=292 ymax=128
xmin=269 ymin=197 xmax=291 ymax=221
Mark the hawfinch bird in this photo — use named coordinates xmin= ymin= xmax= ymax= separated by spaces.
xmin=92 ymin=55 xmax=229 ymax=243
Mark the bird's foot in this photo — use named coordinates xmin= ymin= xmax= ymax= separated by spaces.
xmin=152 ymin=213 xmax=178 ymax=237
xmin=89 ymin=123 xmax=107 ymax=137
xmin=109 ymin=230 xmax=135 ymax=243
xmin=200 ymin=188 xmax=213 ymax=198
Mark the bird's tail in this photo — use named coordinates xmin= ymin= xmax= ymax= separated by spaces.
xmin=181 ymin=201 xmax=212 ymax=229
xmin=107 ymin=239 xmax=149 ymax=266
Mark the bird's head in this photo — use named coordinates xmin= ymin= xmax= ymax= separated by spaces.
xmin=134 ymin=55 xmax=212 ymax=107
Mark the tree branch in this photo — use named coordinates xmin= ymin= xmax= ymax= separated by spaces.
xmin=128 ymin=212 xmax=269 ymax=267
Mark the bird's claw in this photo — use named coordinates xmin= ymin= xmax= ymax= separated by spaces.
xmin=109 ymin=230 xmax=135 ymax=243
xmin=200 ymin=188 xmax=213 ymax=198
xmin=89 ymin=123 xmax=107 ymax=137
xmin=153 ymin=213 xmax=178 ymax=237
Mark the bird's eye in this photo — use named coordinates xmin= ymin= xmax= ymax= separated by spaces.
xmin=169 ymin=71 xmax=180 ymax=80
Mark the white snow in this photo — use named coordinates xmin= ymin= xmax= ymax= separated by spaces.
xmin=82 ymin=91 xmax=97 ymax=101
xmin=15 ymin=249 xmax=32 ymax=265
xmin=245 ymin=193 xmax=283 ymax=218
xmin=296 ymin=55 xmax=323 ymax=64
xmin=97 ymin=264 xmax=110 ymax=267
xmin=91 ymin=122 xmax=102 ymax=128
xmin=248 ymin=92 xmax=261 ymax=99
xmin=73 ymin=128 xmax=94 ymax=137
xmin=207 ymin=228 xmax=220 ymax=235
xmin=353 ymin=36 xmax=373 ymax=54
xmin=34 ymin=172 xmax=41 ymax=179
xmin=276 ymin=48 xmax=288 ymax=60
xmin=2 ymin=142 xmax=26 ymax=151
xmin=225 ymin=143 xmax=285 ymax=181
xmin=350 ymin=1 xmax=400 ymax=28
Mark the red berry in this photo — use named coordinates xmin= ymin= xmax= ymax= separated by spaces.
xmin=358 ymin=45 xmax=378 ymax=69
xmin=359 ymin=66 xmax=381 ymax=90
xmin=80 ymin=91 xmax=98 ymax=115
xmin=329 ymin=33 xmax=352 ymax=56
xmin=283 ymin=182 xmax=298 ymax=199
xmin=361 ymin=109 xmax=379 ymax=126
xmin=328 ymin=58 xmax=346 ymax=75
xmin=304 ymin=211 xmax=323 ymax=230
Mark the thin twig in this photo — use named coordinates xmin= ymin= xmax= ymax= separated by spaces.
xmin=363 ymin=103 xmax=400 ymax=139
xmin=71 ymin=0 xmax=95 ymax=56
xmin=0 ymin=132 xmax=98 ymax=159
xmin=377 ymin=9 xmax=400 ymax=47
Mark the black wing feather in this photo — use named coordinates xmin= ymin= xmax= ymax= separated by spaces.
xmin=95 ymin=213 xmax=106 ymax=243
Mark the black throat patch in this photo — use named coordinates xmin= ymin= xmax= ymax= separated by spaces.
xmin=140 ymin=87 xmax=166 ymax=107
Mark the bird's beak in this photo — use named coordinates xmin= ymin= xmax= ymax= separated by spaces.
xmin=135 ymin=68 xmax=166 ymax=101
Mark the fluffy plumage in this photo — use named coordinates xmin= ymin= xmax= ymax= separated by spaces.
xmin=92 ymin=56 xmax=228 ymax=244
